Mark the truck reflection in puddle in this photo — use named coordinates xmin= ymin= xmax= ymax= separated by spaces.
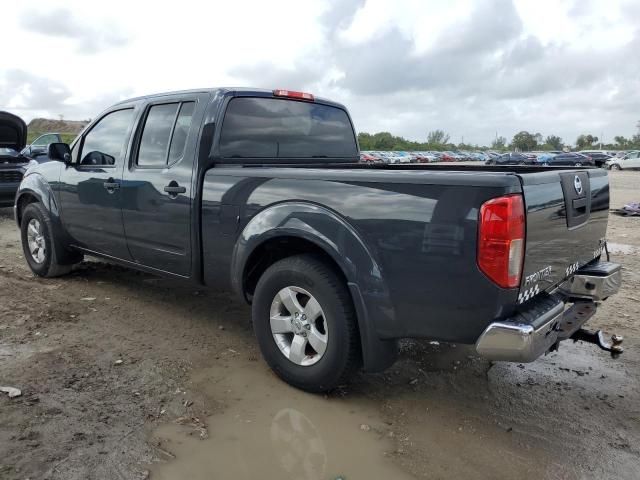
xmin=150 ymin=362 xmax=415 ymax=480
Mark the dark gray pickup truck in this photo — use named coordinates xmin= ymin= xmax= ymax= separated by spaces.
xmin=14 ymin=88 xmax=622 ymax=391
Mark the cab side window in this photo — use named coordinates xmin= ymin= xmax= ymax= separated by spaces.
xmin=80 ymin=109 xmax=134 ymax=167
xmin=137 ymin=102 xmax=195 ymax=168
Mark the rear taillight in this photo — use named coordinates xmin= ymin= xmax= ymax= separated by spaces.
xmin=273 ymin=89 xmax=314 ymax=101
xmin=477 ymin=194 xmax=525 ymax=288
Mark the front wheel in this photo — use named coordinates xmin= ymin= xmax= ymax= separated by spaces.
xmin=20 ymin=203 xmax=73 ymax=277
xmin=252 ymin=255 xmax=360 ymax=392
xmin=610 ymin=164 xmax=621 ymax=170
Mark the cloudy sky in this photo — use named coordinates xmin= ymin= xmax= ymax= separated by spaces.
xmin=1 ymin=0 xmax=639 ymax=146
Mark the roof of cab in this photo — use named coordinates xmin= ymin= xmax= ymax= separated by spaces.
xmin=113 ymin=88 xmax=345 ymax=109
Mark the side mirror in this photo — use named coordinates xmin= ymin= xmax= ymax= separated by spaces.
xmin=48 ymin=142 xmax=72 ymax=164
xmin=30 ymin=146 xmax=47 ymax=157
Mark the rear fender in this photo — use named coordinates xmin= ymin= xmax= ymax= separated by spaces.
xmin=232 ymin=202 xmax=398 ymax=372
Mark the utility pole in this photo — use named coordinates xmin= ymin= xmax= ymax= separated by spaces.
xmin=600 ymin=132 xmax=603 ymax=150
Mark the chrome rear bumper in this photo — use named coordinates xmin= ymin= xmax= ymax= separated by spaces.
xmin=476 ymin=261 xmax=621 ymax=363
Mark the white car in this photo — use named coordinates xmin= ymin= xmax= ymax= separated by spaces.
xmin=607 ymin=151 xmax=640 ymax=170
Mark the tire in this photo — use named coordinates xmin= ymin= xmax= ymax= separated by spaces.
xmin=252 ymin=254 xmax=360 ymax=392
xmin=610 ymin=164 xmax=621 ymax=170
xmin=20 ymin=203 xmax=73 ymax=277
xmin=575 ymin=162 xmax=582 ymax=167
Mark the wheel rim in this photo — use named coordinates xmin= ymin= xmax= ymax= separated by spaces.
xmin=26 ymin=218 xmax=46 ymax=264
xmin=269 ymin=286 xmax=328 ymax=366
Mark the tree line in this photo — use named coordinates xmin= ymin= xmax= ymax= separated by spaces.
xmin=358 ymin=122 xmax=640 ymax=152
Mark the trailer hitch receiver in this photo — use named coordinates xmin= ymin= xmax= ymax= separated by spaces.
xmin=571 ymin=328 xmax=624 ymax=358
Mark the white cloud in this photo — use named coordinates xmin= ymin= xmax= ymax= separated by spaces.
xmin=1 ymin=0 xmax=639 ymax=145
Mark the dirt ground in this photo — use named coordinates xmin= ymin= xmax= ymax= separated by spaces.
xmin=1 ymin=171 xmax=639 ymax=480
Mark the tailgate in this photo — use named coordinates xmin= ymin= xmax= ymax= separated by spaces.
xmin=517 ymin=168 xmax=609 ymax=304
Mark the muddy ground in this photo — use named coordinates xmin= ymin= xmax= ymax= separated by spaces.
xmin=1 ymin=171 xmax=639 ymax=480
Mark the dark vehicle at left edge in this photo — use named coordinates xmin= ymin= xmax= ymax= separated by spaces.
xmin=0 ymin=112 xmax=62 ymax=207
xmin=1 ymin=112 xmax=30 ymax=207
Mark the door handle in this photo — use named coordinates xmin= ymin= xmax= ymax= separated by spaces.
xmin=103 ymin=178 xmax=120 ymax=191
xmin=164 ymin=184 xmax=186 ymax=195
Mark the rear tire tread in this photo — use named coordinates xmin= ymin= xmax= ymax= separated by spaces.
xmin=252 ymin=254 xmax=360 ymax=392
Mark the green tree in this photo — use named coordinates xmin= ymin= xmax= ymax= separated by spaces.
xmin=491 ymin=136 xmax=507 ymax=150
xmin=614 ymin=136 xmax=628 ymax=148
xmin=544 ymin=135 xmax=564 ymax=150
xmin=576 ymin=134 xmax=598 ymax=150
xmin=632 ymin=121 xmax=640 ymax=147
xmin=510 ymin=131 xmax=538 ymax=151
xmin=427 ymin=129 xmax=450 ymax=145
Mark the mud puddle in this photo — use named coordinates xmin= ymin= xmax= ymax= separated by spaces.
xmin=150 ymin=362 xmax=415 ymax=480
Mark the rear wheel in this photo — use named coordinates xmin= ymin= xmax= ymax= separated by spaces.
xmin=575 ymin=162 xmax=583 ymax=167
xmin=252 ymin=255 xmax=360 ymax=392
xmin=20 ymin=203 xmax=74 ymax=277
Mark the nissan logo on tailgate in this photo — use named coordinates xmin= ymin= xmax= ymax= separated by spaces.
xmin=574 ymin=175 xmax=583 ymax=195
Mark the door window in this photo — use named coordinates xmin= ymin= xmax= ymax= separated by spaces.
xmin=137 ymin=102 xmax=195 ymax=167
xmin=168 ymin=102 xmax=195 ymax=164
xmin=32 ymin=134 xmax=59 ymax=146
xmin=80 ymin=109 xmax=134 ymax=166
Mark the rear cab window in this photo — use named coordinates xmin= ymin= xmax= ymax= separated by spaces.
xmin=218 ymin=97 xmax=358 ymax=160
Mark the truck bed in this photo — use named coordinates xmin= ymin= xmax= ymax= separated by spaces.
xmin=202 ymin=163 xmax=608 ymax=344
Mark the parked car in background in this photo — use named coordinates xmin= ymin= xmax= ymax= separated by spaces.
xmin=21 ymin=133 xmax=63 ymax=159
xmin=486 ymin=152 xmax=537 ymax=165
xmin=541 ymin=153 xmax=595 ymax=167
xmin=412 ymin=151 xmax=435 ymax=163
xmin=535 ymin=152 xmax=556 ymax=164
xmin=395 ymin=152 xmax=413 ymax=163
xmin=607 ymin=151 xmax=640 ymax=170
xmin=440 ymin=151 xmax=457 ymax=162
xmin=578 ymin=150 xmax=612 ymax=168
xmin=1 ymin=111 xmax=30 ymax=207
xmin=360 ymin=152 xmax=383 ymax=163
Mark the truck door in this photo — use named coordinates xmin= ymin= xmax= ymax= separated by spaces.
xmin=59 ymin=107 xmax=136 ymax=259
xmin=120 ymin=94 xmax=206 ymax=277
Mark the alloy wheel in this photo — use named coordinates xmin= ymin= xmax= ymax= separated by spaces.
xmin=26 ymin=218 xmax=46 ymax=264
xmin=269 ymin=286 xmax=328 ymax=366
